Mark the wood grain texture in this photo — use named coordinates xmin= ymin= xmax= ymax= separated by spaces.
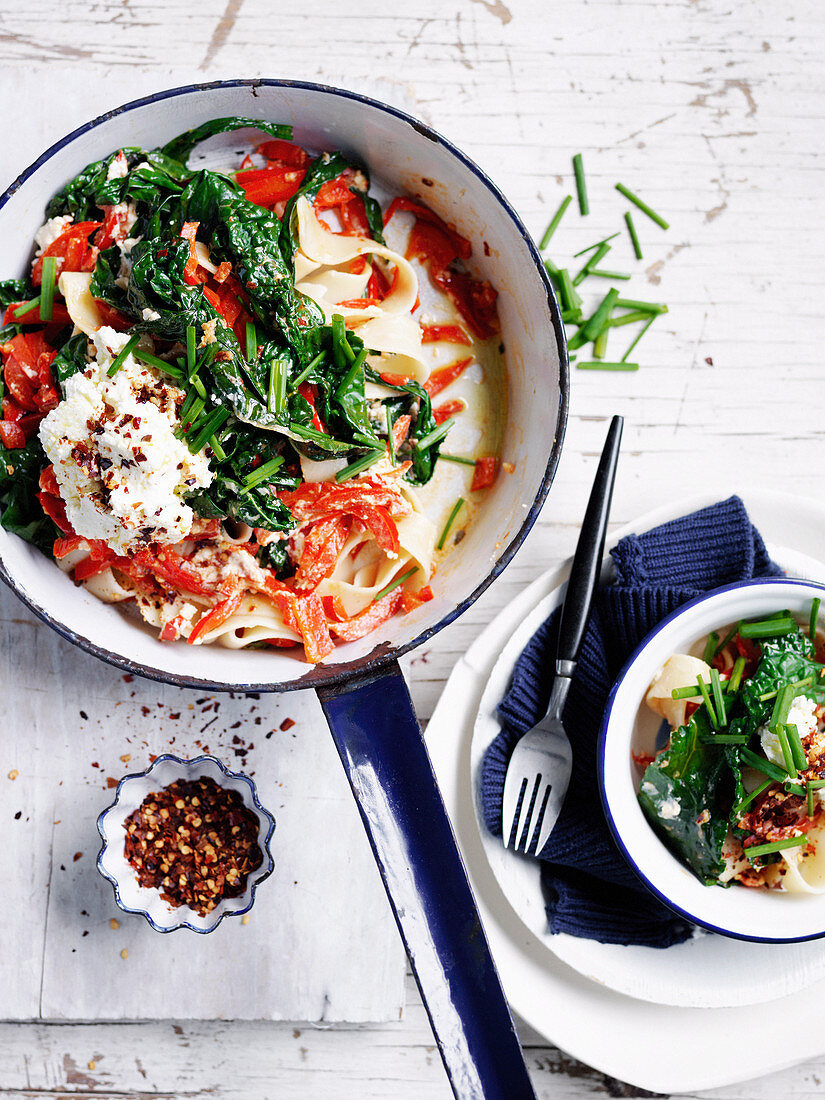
xmin=0 ymin=0 xmax=824 ymax=1092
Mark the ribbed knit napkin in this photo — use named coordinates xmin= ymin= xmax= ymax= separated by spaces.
xmin=478 ymin=496 xmax=783 ymax=947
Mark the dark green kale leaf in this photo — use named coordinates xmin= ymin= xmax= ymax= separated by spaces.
xmin=0 ymin=438 xmax=58 ymax=555
xmin=52 ymin=333 xmax=88 ymax=389
xmin=46 ymin=148 xmax=143 ymax=219
xmin=364 ymin=369 xmax=443 ymax=484
xmin=0 ymin=279 xmax=31 ymax=309
xmin=185 ymin=422 xmax=297 ymax=532
xmin=256 ymin=538 xmax=291 ymax=577
xmin=159 ymin=117 xmax=293 ymax=166
xmin=638 ymin=708 xmax=733 ymax=885
xmin=739 ymin=626 xmax=821 ymax=732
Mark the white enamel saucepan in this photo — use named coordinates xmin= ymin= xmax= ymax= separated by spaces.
xmin=0 ymin=81 xmax=567 ymax=1099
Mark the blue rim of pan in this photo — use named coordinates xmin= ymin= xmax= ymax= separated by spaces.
xmin=96 ymin=753 xmax=276 ymax=934
xmin=598 ymin=576 xmax=825 ymax=943
xmin=0 ymin=78 xmax=569 ymax=693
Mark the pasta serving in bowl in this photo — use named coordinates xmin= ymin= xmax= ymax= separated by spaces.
xmin=600 ymin=577 xmax=825 ymax=942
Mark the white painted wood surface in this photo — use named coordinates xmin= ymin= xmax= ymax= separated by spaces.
xmin=1 ymin=0 xmax=824 ymax=1094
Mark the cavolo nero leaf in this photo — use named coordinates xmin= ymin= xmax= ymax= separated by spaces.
xmin=46 ymin=148 xmax=143 ymax=220
xmin=638 ymin=708 xmax=732 ymax=885
xmin=52 ymin=332 xmax=88 ymax=390
xmin=364 ymin=368 xmax=442 ymax=484
xmin=0 ymin=438 xmax=58 ymax=554
xmin=738 ymin=626 xmax=821 ymax=732
xmin=159 ymin=117 xmax=293 ymax=166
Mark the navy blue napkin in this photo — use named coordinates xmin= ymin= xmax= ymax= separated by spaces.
xmin=478 ymin=496 xmax=783 ymax=948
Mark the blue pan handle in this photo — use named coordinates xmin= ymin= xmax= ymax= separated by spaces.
xmin=318 ymin=661 xmax=536 ymax=1100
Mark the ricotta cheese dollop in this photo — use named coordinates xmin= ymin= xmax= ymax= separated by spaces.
xmin=39 ymin=327 xmax=213 ymax=554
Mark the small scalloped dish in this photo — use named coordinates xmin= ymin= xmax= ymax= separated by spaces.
xmin=97 ymin=754 xmax=275 ymax=933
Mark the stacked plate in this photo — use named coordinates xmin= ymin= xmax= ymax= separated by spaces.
xmin=426 ymin=489 xmax=825 ymax=1093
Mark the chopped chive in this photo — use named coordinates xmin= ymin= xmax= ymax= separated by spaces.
xmin=710 ymin=668 xmax=727 ymax=725
xmin=188 ymin=406 xmax=230 ymax=453
xmin=615 ymin=298 xmax=668 ymax=314
xmin=209 ymin=434 xmax=227 ymax=462
xmin=439 ymin=453 xmax=476 ymax=467
xmin=811 ymin=597 xmax=821 ymax=640
xmin=576 ymin=361 xmax=639 ymax=371
xmin=740 ymin=748 xmax=789 ymax=783
xmin=561 ymin=308 xmax=583 ymax=324
xmin=808 ymin=783 xmax=816 ymax=818
xmin=246 ymin=321 xmax=257 ymax=365
xmin=592 ymin=329 xmax=608 ymax=360
xmin=807 ymin=779 xmax=825 ymax=790
xmin=745 ymin=835 xmax=808 ymax=861
xmin=386 ymin=406 xmax=396 ymax=465
xmin=785 ymin=781 xmax=807 ymax=797
xmin=190 ymin=373 xmax=207 ymax=400
xmin=770 ymin=684 xmax=795 ymax=732
xmin=13 ymin=296 xmax=41 ymax=318
xmin=608 ymin=309 xmax=652 ymax=329
xmin=671 ymin=684 xmax=702 ymax=700
xmin=539 ymin=195 xmax=572 ymax=249
xmin=133 ymin=347 xmax=183 ymax=376
xmin=437 ymin=498 xmax=465 ymax=551
xmin=624 ymin=211 xmax=643 ymax=259
xmin=699 ymin=733 xmax=748 ymax=745
xmin=615 ymin=182 xmax=669 ymax=230
xmin=572 ymin=153 xmax=588 ymax=215
xmin=335 ymin=449 xmax=384 ymax=483
xmin=331 ymin=314 xmax=354 ymax=367
xmin=572 ymin=242 xmax=610 ymax=286
xmin=715 ymin=624 xmax=739 ymax=657
xmin=179 ymin=396 xmax=205 ymax=433
xmin=568 ymin=288 xmax=619 ymax=351
xmin=334 ymin=349 xmax=368 ymax=403
xmin=243 ymin=455 xmax=285 ymax=490
xmin=186 ymin=326 xmax=197 ymax=377
xmin=557 ymin=268 xmax=577 ymax=312
xmin=374 ymin=565 xmax=418 ymax=603
xmin=732 ymin=779 xmax=773 ymax=817
xmin=572 ymin=233 xmax=620 ymax=258
xmin=107 ymin=334 xmax=141 ymax=377
xmin=776 ymin=725 xmax=796 ymax=776
xmin=696 ymin=674 xmax=718 ymax=729
xmin=702 ymin=631 xmax=720 ymax=664
xmin=544 ymin=256 xmax=560 ymax=277
xmin=621 ymin=314 xmax=656 ymax=363
xmin=292 ymin=351 xmax=325 ymax=390
xmin=739 ymin=616 xmax=797 ymax=638
xmin=786 ymin=723 xmax=808 ymax=772
xmin=588 ymin=269 xmax=632 ymax=281
xmin=39 ymin=257 xmax=57 ymax=321
xmin=414 ymin=418 xmax=453 ymax=452
xmin=728 ymin=656 xmax=746 ymax=694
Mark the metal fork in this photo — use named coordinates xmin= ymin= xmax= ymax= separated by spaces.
xmin=502 ymin=415 xmax=623 ymax=856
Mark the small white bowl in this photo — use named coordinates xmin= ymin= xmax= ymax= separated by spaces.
xmin=599 ymin=577 xmax=825 ymax=943
xmin=97 ymin=754 xmax=275 ymax=933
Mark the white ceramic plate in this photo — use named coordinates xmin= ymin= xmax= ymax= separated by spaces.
xmin=426 ymin=488 xmax=825 ymax=1092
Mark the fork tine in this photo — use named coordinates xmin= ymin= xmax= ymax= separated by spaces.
xmin=527 ymin=782 xmax=552 ymax=855
xmin=515 ymin=773 xmax=543 ymax=852
xmin=504 ymin=776 xmax=528 ymax=848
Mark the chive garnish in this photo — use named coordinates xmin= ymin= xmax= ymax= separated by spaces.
xmin=621 ymin=314 xmax=656 ymax=363
xmin=786 ymin=723 xmax=808 ymax=772
xmin=209 ymin=434 xmax=227 ymax=462
xmin=699 ymin=733 xmax=748 ymax=745
xmin=588 ymin=269 xmax=632 ymax=281
xmin=190 ymin=373 xmax=207 ymax=400
xmin=334 ymin=349 xmax=368 ymax=403
xmin=133 ymin=347 xmax=183 ymax=376
xmin=568 ymin=288 xmax=620 ymax=350
xmin=715 ymin=624 xmax=739 ymax=657
xmin=373 ymin=566 xmax=418 ymax=603
xmin=732 ymin=779 xmax=773 ymax=818
xmin=12 ymin=296 xmax=41 ymax=318
xmin=739 ymin=616 xmax=797 ymax=638
xmin=557 ymin=268 xmax=577 ymax=312
xmin=740 ymin=747 xmax=788 ymax=783
xmin=710 ymin=667 xmax=726 ymax=725
xmin=696 ymin=674 xmax=718 ymax=728
xmin=246 ymin=322 xmax=257 ymax=365
xmin=186 ymin=326 xmax=197 ymax=378
xmin=624 ymin=211 xmax=643 ymax=259
xmin=243 ymin=455 xmax=284 ymax=490
xmin=335 ymin=449 xmax=384 ymax=483
xmin=702 ymin=631 xmax=720 ymax=664
xmin=386 ymin=406 xmax=395 ymax=465
xmin=608 ymin=310 xmax=653 ymax=329
xmin=808 ymin=783 xmax=815 ymax=818
xmin=592 ymin=330 xmax=608 ymax=360
xmin=268 ymin=357 xmax=288 ymax=414
xmin=807 ymin=779 xmax=825 ymax=790
xmin=728 ymin=656 xmax=746 ymax=694
xmin=615 ymin=182 xmax=669 ymax=230
xmin=39 ymin=257 xmax=57 ymax=322
xmin=544 ymin=257 xmax=560 ymax=277
xmin=439 ymin=453 xmax=476 ymax=467
xmin=811 ymin=597 xmax=821 ymax=640
xmin=745 ymin=835 xmax=808 ymax=861
xmin=539 ymin=195 xmax=572 ymax=249
xmin=576 ymin=361 xmax=639 ymax=371
xmin=188 ymin=407 xmax=230 ymax=453
xmin=437 ymin=498 xmax=465 ymax=551
xmin=572 ymin=233 xmax=620 ymax=258
xmin=615 ymin=298 xmax=668 ymax=314
xmin=561 ymin=309 xmax=583 ymax=324
xmin=776 ymin=725 xmax=796 ymax=777
xmin=572 ymin=242 xmax=610 ymax=286
xmin=671 ymin=684 xmax=702 ymax=700
xmin=292 ymin=351 xmax=325 ymax=390
xmin=331 ymin=314 xmax=354 ymax=367
xmin=107 ymin=334 xmax=141 ymax=377
xmin=770 ymin=684 xmax=796 ymax=732
xmin=573 ymin=153 xmax=588 ymax=215
xmin=414 ymin=419 xmax=453 ymax=452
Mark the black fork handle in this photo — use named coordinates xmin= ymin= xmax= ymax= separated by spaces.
xmin=556 ymin=415 xmax=623 ymax=666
